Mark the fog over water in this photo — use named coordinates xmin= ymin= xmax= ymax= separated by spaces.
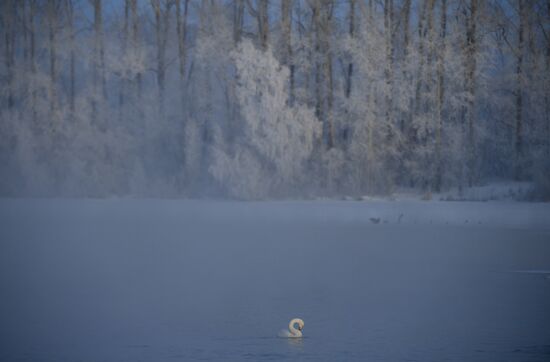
xmin=1 ymin=200 xmax=549 ymax=361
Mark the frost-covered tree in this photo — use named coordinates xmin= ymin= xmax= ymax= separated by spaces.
xmin=1 ymin=0 xmax=549 ymax=199
xmin=210 ymin=40 xmax=320 ymax=199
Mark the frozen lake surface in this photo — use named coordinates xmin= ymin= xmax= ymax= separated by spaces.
xmin=1 ymin=199 xmax=549 ymax=361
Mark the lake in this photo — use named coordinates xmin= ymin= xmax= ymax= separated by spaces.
xmin=1 ymin=200 xmax=549 ymax=361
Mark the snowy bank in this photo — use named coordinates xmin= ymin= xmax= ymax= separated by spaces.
xmin=1 ymin=199 xmax=549 ymax=231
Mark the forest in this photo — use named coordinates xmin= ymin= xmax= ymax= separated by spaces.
xmin=1 ymin=0 xmax=549 ymax=199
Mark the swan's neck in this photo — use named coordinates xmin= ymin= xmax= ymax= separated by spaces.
xmin=288 ymin=320 xmax=302 ymax=337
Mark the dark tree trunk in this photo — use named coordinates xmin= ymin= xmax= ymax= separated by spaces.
xmin=281 ymin=0 xmax=294 ymax=103
xmin=311 ymin=1 xmax=334 ymax=149
xmin=464 ymin=0 xmax=478 ymax=186
xmin=3 ymin=0 xmax=16 ymax=110
xmin=48 ymin=0 xmax=58 ymax=119
xmin=403 ymin=0 xmax=412 ymax=57
xmin=29 ymin=0 xmax=37 ymax=124
xmin=67 ymin=0 xmax=76 ymax=114
xmin=233 ymin=0 xmax=245 ymax=44
xmin=546 ymin=0 xmax=550 ymax=156
xmin=151 ymin=0 xmax=172 ymax=118
xmin=515 ymin=0 xmax=525 ymax=179
xmin=384 ymin=0 xmax=395 ymax=135
xmin=91 ymin=0 xmax=105 ymax=127
xmin=131 ymin=0 xmax=142 ymax=100
xmin=435 ymin=0 xmax=447 ymax=192
xmin=414 ymin=0 xmax=430 ymax=117
xmin=247 ymin=0 xmax=269 ymax=50
xmin=345 ymin=0 xmax=355 ymax=99
xmin=176 ymin=0 xmax=189 ymax=82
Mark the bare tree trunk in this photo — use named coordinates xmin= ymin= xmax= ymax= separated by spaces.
xmin=296 ymin=1 xmax=311 ymax=100
xmin=118 ymin=0 xmax=130 ymax=117
xmin=258 ymin=0 xmax=269 ymax=49
xmin=281 ymin=0 xmax=294 ymax=103
xmin=94 ymin=0 xmax=106 ymax=98
xmin=48 ymin=0 xmax=58 ymax=120
xmin=410 ymin=0 xmax=435 ymax=189
xmin=426 ymin=0 xmax=437 ymax=70
xmin=312 ymin=3 xmax=322 ymax=122
xmin=414 ymin=0 xmax=430 ymax=117
xmin=91 ymin=0 xmax=104 ymax=127
xmin=399 ymin=0 xmax=412 ymax=184
xmin=515 ymin=0 xmax=525 ymax=179
xmin=328 ymin=2 xmax=334 ymax=148
xmin=464 ymin=0 xmax=478 ymax=186
xmin=546 ymin=0 xmax=550 ymax=157
xmin=29 ymin=0 xmax=37 ymax=124
xmin=67 ymin=0 xmax=76 ymax=114
xmin=176 ymin=0 xmax=189 ymax=181
xmin=426 ymin=0 xmax=437 ymax=190
xmin=233 ymin=0 xmax=245 ymax=44
xmin=435 ymin=0 xmax=447 ymax=191
xmin=345 ymin=0 xmax=355 ymax=99
xmin=176 ymin=0 xmax=189 ymax=82
xmin=151 ymin=0 xmax=172 ymax=118
xmin=3 ymin=0 xmax=16 ymax=110
xmin=130 ymin=0 xmax=142 ymax=101
xmin=326 ymin=34 xmax=334 ymax=149
xmin=403 ymin=0 xmax=411 ymax=57
xmin=526 ymin=0 xmax=536 ymax=75
xmin=384 ymin=0 xmax=395 ymax=136
xmin=247 ymin=0 xmax=269 ymax=50
xmin=363 ymin=0 xmax=375 ymax=191
xmin=312 ymin=0 xmax=335 ymax=149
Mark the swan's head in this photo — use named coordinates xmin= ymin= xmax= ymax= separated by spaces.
xmin=291 ymin=318 xmax=304 ymax=331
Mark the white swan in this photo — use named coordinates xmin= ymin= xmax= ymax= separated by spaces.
xmin=279 ymin=318 xmax=304 ymax=338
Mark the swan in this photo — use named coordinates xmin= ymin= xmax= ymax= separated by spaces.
xmin=279 ymin=318 xmax=304 ymax=338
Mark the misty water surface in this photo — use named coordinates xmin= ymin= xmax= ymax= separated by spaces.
xmin=1 ymin=200 xmax=549 ymax=361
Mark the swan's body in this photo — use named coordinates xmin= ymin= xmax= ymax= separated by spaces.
xmin=279 ymin=318 xmax=304 ymax=338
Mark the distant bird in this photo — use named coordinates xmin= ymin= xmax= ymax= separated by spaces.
xmin=370 ymin=217 xmax=381 ymax=224
xmin=279 ymin=318 xmax=304 ymax=338
xmin=398 ymin=213 xmax=404 ymax=223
